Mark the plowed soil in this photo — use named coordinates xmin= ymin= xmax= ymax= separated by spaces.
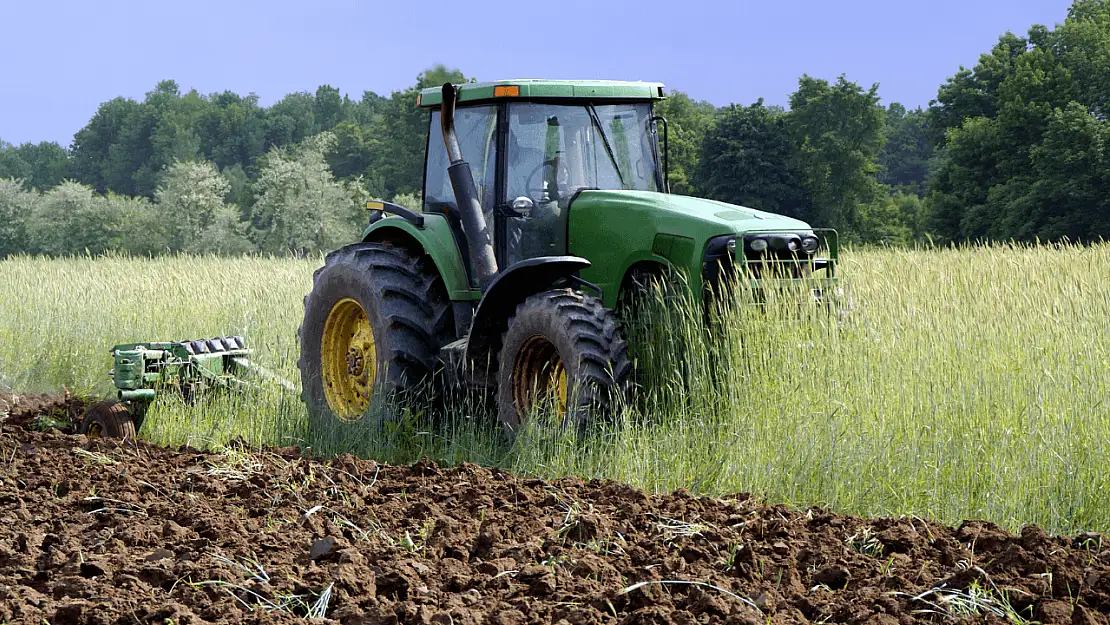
xmin=1 ymin=394 xmax=1108 ymax=624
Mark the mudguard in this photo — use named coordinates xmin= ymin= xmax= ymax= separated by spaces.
xmin=361 ymin=214 xmax=478 ymax=301
xmin=464 ymin=256 xmax=591 ymax=368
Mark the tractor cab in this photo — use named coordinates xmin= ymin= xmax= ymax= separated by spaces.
xmin=418 ymin=81 xmax=667 ymax=270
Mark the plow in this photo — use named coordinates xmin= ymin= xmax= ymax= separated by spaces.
xmin=80 ymin=337 xmax=295 ymax=441
xmin=81 ymin=78 xmax=839 ymax=441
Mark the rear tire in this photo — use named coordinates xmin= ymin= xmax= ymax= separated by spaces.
xmin=298 ymin=243 xmax=453 ymax=426
xmin=496 ymin=289 xmax=631 ymax=435
xmin=80 ymin=401 xmax=136 ymax=442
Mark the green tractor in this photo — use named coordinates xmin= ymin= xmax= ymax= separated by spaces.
xmin=299 ymin=80 xmax=837 ymax=434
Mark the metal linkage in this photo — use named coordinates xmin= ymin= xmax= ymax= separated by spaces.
xmin=106 ymin=336 xmax=295 ymax=427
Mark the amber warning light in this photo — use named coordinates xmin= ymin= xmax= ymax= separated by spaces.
xmin=494 ymin=85 xmax=520 ymax=97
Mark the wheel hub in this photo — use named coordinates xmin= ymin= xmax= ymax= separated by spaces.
xmin=321 ymin=298 xmax=376 ymax=420
xmin=345 ymin=347 xmax=365 ymax=376
xmin=512 ymin=335 xmax=568 ymax=421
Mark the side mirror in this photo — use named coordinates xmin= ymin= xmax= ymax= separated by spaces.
xmin=510 ymin=196 xmax=534 ymax=219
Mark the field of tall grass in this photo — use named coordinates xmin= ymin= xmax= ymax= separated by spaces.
xmin=1 ymin=244 xmax=1108 ymax=535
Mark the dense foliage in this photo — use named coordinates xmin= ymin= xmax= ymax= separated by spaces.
xmin=1 ymin=0 xmax=1108 ymax=255
xmin=928 ymin=0 xmax=1110 ymax=242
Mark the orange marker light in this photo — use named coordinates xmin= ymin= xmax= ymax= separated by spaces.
xmin=416 ymin=94 xmax=422 ymax=106
xmin=494 ymin=85 xmax=520 ymax=97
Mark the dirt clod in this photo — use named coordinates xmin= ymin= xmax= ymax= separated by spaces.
xmin=310 ymin=537 xmax=337 ymax=561
xmin=812 ymin=565 xmax=851 ymax=590
xmin=518 ymin=564 xmax=557 ymax=595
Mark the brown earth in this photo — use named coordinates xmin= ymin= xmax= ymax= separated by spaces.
xmin=1 ymin=394 xmax=1108 ymax=624
xmin=0 ymin=391 xmax=87 ymax=431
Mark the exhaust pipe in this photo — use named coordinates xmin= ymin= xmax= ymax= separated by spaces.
xmin=441 ymin=83 xmax=499 ymax=289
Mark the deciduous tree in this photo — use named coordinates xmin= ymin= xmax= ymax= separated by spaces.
xmin=249 ymin=133 xmax=366 ymax=255
xmin=653 ymin=91 xmax=716 ymax=195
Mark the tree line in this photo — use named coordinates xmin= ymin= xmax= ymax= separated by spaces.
xmin=1 ymin=0 xmax=1108 ymax=256
xmin=0 ymin=65 xmax=463 ymax=257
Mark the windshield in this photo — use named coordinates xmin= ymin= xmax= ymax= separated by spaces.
xmin=506 ymin=102 xmax=659 ymax=204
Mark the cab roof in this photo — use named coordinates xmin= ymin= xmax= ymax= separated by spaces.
xmin=417 ymin=79 xmax=666 ymax=108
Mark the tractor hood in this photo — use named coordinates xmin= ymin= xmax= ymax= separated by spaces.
xmin=568 ymin=190 xmax=829 ymax=309
xmin=573 ymin=190 xmax=812 ymax=234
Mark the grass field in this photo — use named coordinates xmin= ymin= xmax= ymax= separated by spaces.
xmin=2 ymin=244 xmax=1108 ymax=535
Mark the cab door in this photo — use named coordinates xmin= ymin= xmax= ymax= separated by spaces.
xmin=499 ymin=102 xmax=587 ymax=267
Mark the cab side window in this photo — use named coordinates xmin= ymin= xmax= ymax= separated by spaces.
xmin=424 ymin=106 xmax=498 ymax=213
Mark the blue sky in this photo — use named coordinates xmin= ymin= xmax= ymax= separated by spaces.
xmin=0 ymin=0 xmax=1075 ymax=146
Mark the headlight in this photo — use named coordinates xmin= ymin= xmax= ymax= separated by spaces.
xmin=801 ymin=236 xmax=820 ymax=254
xmin=750 ymin=238 xmax=768 ymax=253
xmin=726 ymin=238 xmax=737 ymax=254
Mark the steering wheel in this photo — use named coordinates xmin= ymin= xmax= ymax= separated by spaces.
xmin=523 ymin=158 xmax=568 ymax=202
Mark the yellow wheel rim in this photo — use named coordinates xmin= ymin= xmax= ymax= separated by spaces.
xmin=87 ymin=423 xmax=103 ymax=439
xmin=321 ymin=298 xmax=376 ymax=420
xmin=512 ymin=335 xmax=568 ymax=420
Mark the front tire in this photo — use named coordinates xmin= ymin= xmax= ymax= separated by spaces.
xmin=298 ymin=243 xmax=452 ymax=425
xmin=496 ymin=289 xmax=631 ymax=435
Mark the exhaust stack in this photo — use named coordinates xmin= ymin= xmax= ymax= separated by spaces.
xmin=440 ymin=83 xmax=498 ymax=289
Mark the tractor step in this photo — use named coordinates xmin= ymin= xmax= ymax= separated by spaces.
xmin=438 ymin=338 xmax=468 ymax=388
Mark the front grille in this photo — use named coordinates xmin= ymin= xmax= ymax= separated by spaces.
xmin=702 ymin=233 xmax=830 ymax=297
xmin=743 ymin=253 xmax=811 ymax=280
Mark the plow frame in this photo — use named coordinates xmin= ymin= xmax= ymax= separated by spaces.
xmin=106 ymin=337 xmax=295 ymax=429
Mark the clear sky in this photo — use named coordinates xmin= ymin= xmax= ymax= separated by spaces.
xmin=0 ymin=0 xmax=1075 ymax=147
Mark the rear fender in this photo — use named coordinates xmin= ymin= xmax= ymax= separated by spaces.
xmin=464 ymin=256 xmax=591 ymax=371
xmin=361 ymin=215 xmax=479 ymax=301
